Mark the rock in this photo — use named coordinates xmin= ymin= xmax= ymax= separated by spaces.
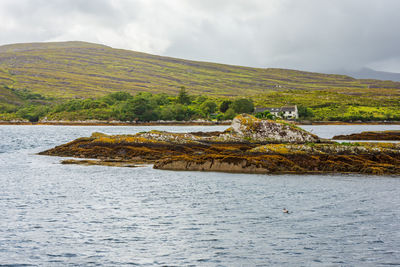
xmin=61 ymin=159 xmax=140 ymax=167
xmin=154 ymin=153 xmax=400 ymax=175
xmin=223 ymin=114 xmax=319 ymax=143
xmin=250 ymin=143 xmax=400 ymax=155
xmin=333 ymin=130 xmax=400 ymax=140
xmin=39 ymin=114 xmax=400 ymax=175
xmin=154 ymin=158 xmax=269 ymax=174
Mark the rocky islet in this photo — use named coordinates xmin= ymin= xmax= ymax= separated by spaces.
xmin=39 ymin=114 xmax=400 ymax=175
xmin=333 ymin=130 xmax=400 ymax=140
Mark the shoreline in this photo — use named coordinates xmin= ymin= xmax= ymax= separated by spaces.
xmin=0 ymin=121 xmax=231 ymax=126
xmin=1 ymin=120 xmax=400 ymax=126
xmin=296 ymin=121 xmax=400 ymax=125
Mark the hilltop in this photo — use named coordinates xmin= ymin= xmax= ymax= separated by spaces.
xmin=1 ymin=41 xmax=400 ymax=121
xmin=1 ymin=41 xmax=400 ymax=98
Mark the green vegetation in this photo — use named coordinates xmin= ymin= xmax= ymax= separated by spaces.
xmin=231 ymin=98 xmax=254 ymax=114
xmin=255 ymin=90 xmax=400 ymax=121
xmin=0 ymin=90 xmax=255 ymax=122
xmin=254 ymin=110 xmax=274 ymax=119
xmin=1 ymin=41 xmax=400 ymax=122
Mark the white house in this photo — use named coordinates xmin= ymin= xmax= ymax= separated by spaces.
xmin=254 ymin=105 xmax=298 ymax=120
xmin=280 ymin=106 xmax=298 ymax=119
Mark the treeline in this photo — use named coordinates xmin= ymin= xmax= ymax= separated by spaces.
xmin=3 ymin=87 xmax=398 ymax=122
xmin=1 ymin=88 xmax=256 ymax=122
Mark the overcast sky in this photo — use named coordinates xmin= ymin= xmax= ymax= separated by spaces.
xmin=1 ymin=0 xmax=400 ymax=73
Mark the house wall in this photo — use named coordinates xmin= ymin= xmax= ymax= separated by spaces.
xmin=255 ymin=105 xmax=298 ymax=119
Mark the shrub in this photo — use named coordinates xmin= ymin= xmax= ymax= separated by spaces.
xmin=232 ymin=98 xmax=254 ymax=113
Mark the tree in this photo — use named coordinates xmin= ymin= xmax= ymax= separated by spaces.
xmin=102 ymin=91 xmax=132 ymax=105
xmin=223 ymin=108 xmax=236 ymax=120
xmin=255 ymin=110 xmax=274 ymax=119
xmin=177 ymin=86 xmax=191 ymax=105
xmin=16 ymin=105 xmax=49 ymax=122
xmin=160 ymin=105 xmax=175 ymax=120
xmin=298 ymin=105 xmax=314 ymax=119
xmin=219 ymin=100 xmax=232 ymax=113
xmin=111 ymin=101 xmax=134 ymax=121
xmin=131 ymin=97 xmax=149 ymax=116
xmin=130 ymin=96 xmax=159 ymax=121
xmin=173 ymin=104 xmax=192 ymax=120
xmin=82 ymin=99 xmax=107 ymax=109
xmin=200 ymin=100 xmax=217 ymax=116
xmin=153 ymin=93 xmax=170 ymax=105
xmin=159 ymin=104 xmax=194 ymax=121
xmin=232 ymin=98 xmax=254 ymax=114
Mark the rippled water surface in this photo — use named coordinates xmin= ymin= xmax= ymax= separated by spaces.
xmin=1 ymin=125 xmax=400 ymax=266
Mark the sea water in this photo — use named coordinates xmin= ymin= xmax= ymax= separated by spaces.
xmin=0 ymin=125 xmax=399 ymax=266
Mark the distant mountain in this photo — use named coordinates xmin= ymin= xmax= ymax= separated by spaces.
xmin=339 ymin=68 xmax=400 ymax=82
xmin=1 ymin=41 xmax=400 ymax=102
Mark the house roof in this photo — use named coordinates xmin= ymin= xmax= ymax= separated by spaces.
xmin=255 ymin=105 xmax=297 ymax=113
xmin=254 ymin=107 xmax=280 ymax=113
xmin=281 ymin=106 xmax=297 ymax=112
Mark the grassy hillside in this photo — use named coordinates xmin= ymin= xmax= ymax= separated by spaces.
xmin=1 ymin=41 xmax=400 ymax=98
xmin=1 ymin=41 xmax=400 ymax=121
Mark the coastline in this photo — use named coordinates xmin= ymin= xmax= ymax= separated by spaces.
xmin=296 ymin=121 xmax=400 ymax=125
xmin=0 ymin=120 xmax=231 ymax=126
xmin=1 ymin=120 xmax=400 ymax=126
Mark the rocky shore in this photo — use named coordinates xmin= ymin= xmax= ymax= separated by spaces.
xmin=39 ymin=114 xmax=400 ymax=175
xmin=2 ymin=119 xmax=400 ymax=126
xmin=333 ymin=130 xmax=400 ymax=140
xmin=0 ymin=120 xmax=231 ymax=126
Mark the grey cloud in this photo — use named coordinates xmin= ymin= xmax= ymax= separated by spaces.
xmin=163 ymin=0 xmax=400 ymax=73
xmin=0 ymin=0 xmax=400 ymax=73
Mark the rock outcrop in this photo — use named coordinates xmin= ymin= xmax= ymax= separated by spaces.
xmin=39 ymin=115 xmax=400 ymax=175
xmin=333 ymin=130 xmax=400 ymax=140
xmin=153 ymin=153 xmax=400 ymax=175
xmin=224 ymin=114 xmax=319 ymax=143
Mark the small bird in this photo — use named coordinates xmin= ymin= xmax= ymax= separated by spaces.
xmin=283 ymin=208 xmax=289 ymax=214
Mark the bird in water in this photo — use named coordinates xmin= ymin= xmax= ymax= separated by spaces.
xmin=283 ymin=208 xmax=289 ymax=214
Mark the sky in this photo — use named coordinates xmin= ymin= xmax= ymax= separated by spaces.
xmin=1 ymin=0 xmax=400 ymax=73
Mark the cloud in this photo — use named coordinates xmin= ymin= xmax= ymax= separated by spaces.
xmin=0 ymin=0 xmax=399 ymax=73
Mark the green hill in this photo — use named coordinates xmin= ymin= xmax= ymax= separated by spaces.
xmin=1 ymin=41 xmax=400 ymax=98
xmin=1 ymin=41 xmax=400 ymax=121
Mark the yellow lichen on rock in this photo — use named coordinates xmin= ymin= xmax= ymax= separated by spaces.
xmin=39 ymin=115 xmax=400 ymax=175
xmin=229 ymin=114 xmax=319 ymax=143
